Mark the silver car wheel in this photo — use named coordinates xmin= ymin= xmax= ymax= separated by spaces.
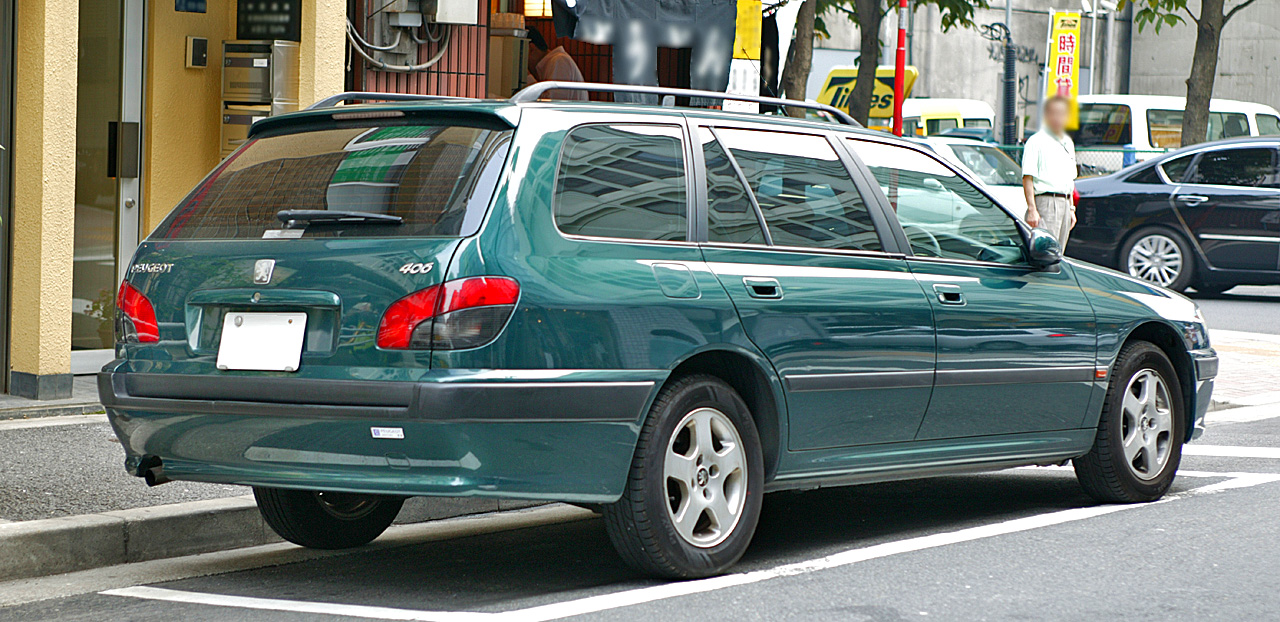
xmin=664 ymin=407 xmax=748 ymax=548
xmin=1120 ymin=369 xmax=1174 ymax=481
xmin=1127 ymin=234 xmax=1184 ymax=287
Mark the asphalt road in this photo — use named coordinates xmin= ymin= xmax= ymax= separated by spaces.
xmin=1190 ymin=285 xmax=1280 ymax=335
xmin=4 ymin=410 xmax=1279 ymax=621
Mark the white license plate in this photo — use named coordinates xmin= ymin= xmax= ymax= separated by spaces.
xmin=216 ymin=312 xmax=308 ymax=372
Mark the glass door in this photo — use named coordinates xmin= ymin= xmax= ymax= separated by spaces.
xmin=72 ymin=0 xmax=143 ymax=372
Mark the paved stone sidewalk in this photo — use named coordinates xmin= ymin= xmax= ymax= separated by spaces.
xmin=1209 ymin=329 xmax=1280 ymax=407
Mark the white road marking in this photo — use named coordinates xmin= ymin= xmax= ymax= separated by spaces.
xmin=0 ymin=413 xmax=107 ymax=431
xmin=1183 ymin=445 xmax=1280 ymax=460
xmin=102 ymin=471 xmax=1280 ymax=622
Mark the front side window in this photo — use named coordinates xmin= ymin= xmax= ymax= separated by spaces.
xmin=1185 ymin=148 xmax=1277 ymax=188
xmin=847 ymin=139 xmax=1025 ymax=265
xmin=699 ymin=129 xmax=767 ymax=245
xmin=926 ymin=118 xmax=960 ymax=136
xmin=554 ymin=124 xmax=687 ymax=241
xmin=155 ymin=124 xmax=512 ymax=239
xmin=1210 ymin=112 xmax=1250 ymax=140
xmin=714 ymin=128 xmax=882 ymax=252
xmin=964 ymin=118 xmax=993 ymax=129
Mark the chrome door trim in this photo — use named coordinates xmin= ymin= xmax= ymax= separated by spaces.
xmin=1198 ymin=233 xmax=1280 ymax=243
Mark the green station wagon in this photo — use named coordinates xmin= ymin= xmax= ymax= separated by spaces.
xmin=102 ymin=84 xmax=1218 ymax=578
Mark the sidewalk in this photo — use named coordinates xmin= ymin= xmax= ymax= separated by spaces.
xmin=0 ymin=375 xmax=102 ymax=420
xmin=2 ymin=330 xmax=1276 ymax=583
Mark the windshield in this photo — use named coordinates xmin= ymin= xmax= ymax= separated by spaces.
xmin=154 ymin=123 xmax=512 ymax=239
xmin=949 ymin=144 xmax=1023 ymax=186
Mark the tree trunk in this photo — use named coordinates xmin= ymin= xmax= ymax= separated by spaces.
xmin=780 ymin=0 xmax=816 ymax=116
xmin=848 ymin=0 xmax=884 ymax=126
xmin=1181 ymin=0 xmax=1225 ymax=147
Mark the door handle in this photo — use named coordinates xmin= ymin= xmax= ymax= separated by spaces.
xmin=1176 ymin=194 xmax=1210 ymax=206
xmin=933 ymin=284 xmax=966 ymax=306
xmin=743 ymin=277 xmax=783 ymax=299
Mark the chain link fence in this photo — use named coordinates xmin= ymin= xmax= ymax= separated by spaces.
xmin=999 ymin=146 xmax=1168 ymax=178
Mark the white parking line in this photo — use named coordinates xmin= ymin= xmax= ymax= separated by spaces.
xmin=1183 ymin=445 xmax=1280 ymax=460
xmin=102 ymin=470 xmax=1280 ymax=622
xmin=0 ymin=414 xmax=107 ymax=431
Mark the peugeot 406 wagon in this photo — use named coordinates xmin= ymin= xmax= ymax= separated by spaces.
xmin=103 ymin=84 xmax=1218 ymax=578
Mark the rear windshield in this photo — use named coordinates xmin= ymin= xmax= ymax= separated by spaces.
xmin=154 ymin=124 xmax=512 ymax=239
xmin=1072 ymin=103 xmax=1132 ymax=146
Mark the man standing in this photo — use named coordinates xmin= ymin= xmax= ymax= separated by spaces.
xmin=1022 ymin=96 xmax=1078 ymax=246
xmin=527 ymin=29 xmax=587 ymax=101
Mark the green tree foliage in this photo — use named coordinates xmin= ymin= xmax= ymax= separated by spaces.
xmin=1118 ymin=0 xmax=1261 ymax=146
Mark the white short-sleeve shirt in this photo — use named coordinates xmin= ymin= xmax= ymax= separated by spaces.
xmin=1021 ymin=129 xmax=1077 ymax=195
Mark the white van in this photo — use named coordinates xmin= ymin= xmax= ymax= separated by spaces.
xmin=1073 ymin=94 xmax=1280 ymax=162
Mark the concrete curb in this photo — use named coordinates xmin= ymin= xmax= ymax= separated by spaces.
xmin=0 ymin=494 xmax=536 ymax=583
xmin=0 ymin=401 xmax=104 ymax=421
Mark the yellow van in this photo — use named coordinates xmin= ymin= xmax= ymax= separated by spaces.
xmin=875 ymin=98 xmax=998 ymax=136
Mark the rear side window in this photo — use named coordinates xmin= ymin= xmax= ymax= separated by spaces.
xmin=699 ymin=129 xmax=766 ymax=245
xmin=1160 ymin=154 xmax=1194 ymax=183
xmin=554 ymin=124 xmax=687 ymax=241
xmin=1259 ymin=114 xmax=1280 ymax=136
xmin=1186 ymin=148 xmax=1277 ymax=188
xmin=714 ymin=128 xmax=882 ymax=252
xmin=1073 ymin=104 xmax=1132 ymax=146
xmin=155 ymin=124 xmax=512 ymax=239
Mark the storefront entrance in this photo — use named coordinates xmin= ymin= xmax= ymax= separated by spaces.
xmin=72 ymin=0 xmax=144 ymax=372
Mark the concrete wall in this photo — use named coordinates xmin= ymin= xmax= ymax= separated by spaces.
xmin=1129 ymin=0 xmax=1280 ymax=111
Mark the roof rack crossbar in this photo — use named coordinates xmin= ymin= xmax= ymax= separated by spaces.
xmin=510 ymin=82 xmax=862 ymax=127
xmin=307 ymin=91 xmax=464 ymax=110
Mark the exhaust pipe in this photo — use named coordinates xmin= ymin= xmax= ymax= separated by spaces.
xmin=143 ymin=464 xmax=172 ymax=487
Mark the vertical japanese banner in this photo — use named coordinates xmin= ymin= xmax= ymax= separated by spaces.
xmin=1045 ymin=11 xmax=1083 ymax=129
xmin=725 ymin=0 xmax=763 ymax=113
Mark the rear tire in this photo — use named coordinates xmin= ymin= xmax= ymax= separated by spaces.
xmin=603 ymin=374 xmax=764 ymax=579
xmin=1074 ymin=341 xmax=1184 ymax=503
xmin=254 ymin=487 xmax=404 ymax=549
xmin=1120 ymin=228 xmax=1194 ymax=292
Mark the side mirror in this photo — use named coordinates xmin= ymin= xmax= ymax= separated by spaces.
xmin=1026 ymin=229 xmax=1063 ymax=268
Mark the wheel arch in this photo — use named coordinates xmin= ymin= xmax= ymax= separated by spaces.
xmin=1120 ymin=321 xmax=1197 ymax=443
xmin=662 ymin=347 xmax=787 ymax=481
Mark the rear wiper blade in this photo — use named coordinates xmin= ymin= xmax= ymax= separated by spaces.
xmin=276 ymin=210 xmax=403 ymax=228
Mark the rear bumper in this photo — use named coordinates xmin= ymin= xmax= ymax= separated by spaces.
xmin=100 ymin=368 xmax=661 ymax=503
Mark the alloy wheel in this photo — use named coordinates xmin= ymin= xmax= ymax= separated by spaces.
xmin=1127 ymin=234 xmax=1184 ymax=287
xmin=1120 ymin=369 xmax=1174 ymax=481
xmin=664 ymin=407 xmax=748 ymax=548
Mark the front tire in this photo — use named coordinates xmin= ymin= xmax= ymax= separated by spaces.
xmin=1121 ymin=228 xmax=1194 ymax=291
xmin=254 ymin=487 xmax=404 ymax=549
xmin=603 ymin=374 xmax=764 ymax=579
xmin=1074 ymin=342 xmax=1185 ymax=503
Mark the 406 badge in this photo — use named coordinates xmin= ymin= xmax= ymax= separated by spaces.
xmin=399 ymin=263 xmax=434 ymax=275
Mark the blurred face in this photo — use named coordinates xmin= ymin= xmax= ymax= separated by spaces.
xmin=1044 ymin=100 xmax=1070 ymax=135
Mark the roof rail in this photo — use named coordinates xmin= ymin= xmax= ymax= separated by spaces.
xmin=510 ymin=82 xmax=862 ymax=127
xmin=306 ymin=91 xmax=464 ymax=110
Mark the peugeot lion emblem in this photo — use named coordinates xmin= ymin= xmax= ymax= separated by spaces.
xmin=253 ymin=259 xmax=276 ymax=285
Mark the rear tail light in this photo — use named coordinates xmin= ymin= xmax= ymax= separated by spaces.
xmin=1072 ymin=188 xmax=1080 ymax=206
xmin=117 ymin=281 xmax=159 ymax=343
xmin=377 ymin=277 xmax=519 ymax=350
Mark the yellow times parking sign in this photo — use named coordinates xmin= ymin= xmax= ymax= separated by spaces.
xmin=816 ymin=66 xmax=919 ymax=118
xmin=1045 ymin=11 xmax=1083 ymax=128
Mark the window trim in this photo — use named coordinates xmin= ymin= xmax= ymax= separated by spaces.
xmin=692 ymin=122 xmax=898 ymax=255
xmin=549 ymin=121 xmax=696 ymax=246
xmin=840 ymin=134 xmax=1035 ymax=269
xmin=706 ymin=126 xmax=773 ymax=246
